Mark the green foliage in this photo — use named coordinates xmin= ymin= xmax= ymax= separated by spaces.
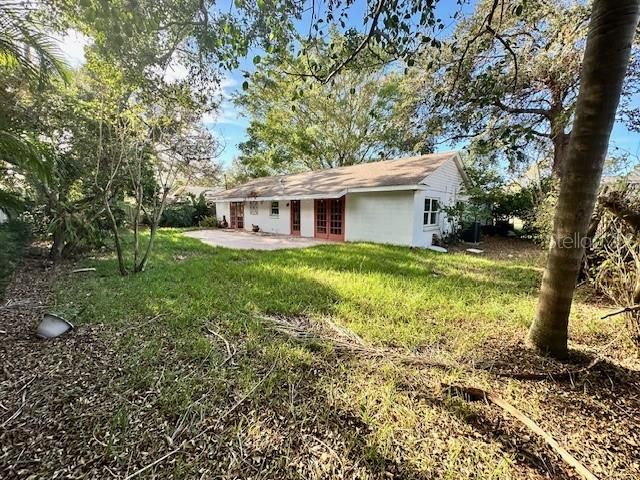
xmin=159 ymin=194 xmax=211 ymax=227
xmin=188 ymin=193 xmax=210 ymax=225
xmin=530 ymin=187 xmax=558 ymax=244
xmin=406 ymin=0 xmax=591 ymax=174
xmin=0 ymin=3 xmax=70 ymax=81
xmin=0 ymin=220 xmax=30 ymax=300
xmin=232 ymin=35 xmax=427 ymax=179
xmin=159 ymin=204 xmax=197 ymax=228
xmin=198 ymin=215 xmax=218 ymax=228
xmin=444 ymin=164 xmax=551 ymax=240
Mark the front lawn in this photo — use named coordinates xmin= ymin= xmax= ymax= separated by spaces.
xmin=2 ymin=230 xmax=637 ymax=479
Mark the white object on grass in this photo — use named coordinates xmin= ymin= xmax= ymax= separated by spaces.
xmin=72 ymin=267 xmax=96 ymax=273
xmin=466 ymin=248 xmax=484 ymax=254
xmin=37 ymin=314 xmax=74 ymax=339
xmin=427 ymin=246 xmax=448 ymax=253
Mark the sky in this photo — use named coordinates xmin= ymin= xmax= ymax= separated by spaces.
xmin=53 ymin=1 xmax=640 ymax=172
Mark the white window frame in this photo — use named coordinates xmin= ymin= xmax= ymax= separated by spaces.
xmin=270 ymin=201 xmax=279 ymax=217
xmin=249 ymin=201 xmax=258 ymax=215
xmin=423 ymin=198 xmax=439 ymax=226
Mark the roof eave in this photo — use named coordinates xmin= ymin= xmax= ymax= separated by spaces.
xmin=213 ymin=184 xmax=423 ymax=202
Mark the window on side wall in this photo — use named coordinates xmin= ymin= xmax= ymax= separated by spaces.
xmin=249 ymin=201 xmax=258 ymax=215
xmin=271 ymin=201 xmax=279 ymax=217
xmin=423 ymin=198 xmax=439 ymax=226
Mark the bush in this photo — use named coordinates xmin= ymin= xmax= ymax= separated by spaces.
xmin=159 ymin=204 xmax=196 ymax=227
xmin=0 ymin=220 xmax=30 ymax=300
xmin=199 ymin=215 xmax=218 ymax=228
xmin=189 ymin=193 xmax=210 ymax=225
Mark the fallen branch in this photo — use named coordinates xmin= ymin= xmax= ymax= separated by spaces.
xmin=124 ymin=360 xmax=277 ymax=480
xmin=261 ymin=314 xmax=459 ymax=371
xmin=261 ymin=314 xmax=605 ymax=381
xmin=71 ymin=267 xmax=97 ymax=274
xmin=601 ymin=305 xmax=640 ymax=320
xmin=204 ymin=325 xmax=237 ymax=367
xmin=445 ymin=384 xmax=598 ymax=480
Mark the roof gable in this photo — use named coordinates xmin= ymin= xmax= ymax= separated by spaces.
xmin=216 ymin=152 xmax=460 ymax=200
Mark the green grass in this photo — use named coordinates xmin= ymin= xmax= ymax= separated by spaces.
xmin=0 ymin=220 xmax=30 ymax=301
xmin=57 ymin=229 xmax=552 ymax=350
xmin=51 ymin=229 xmax=612 ymax=479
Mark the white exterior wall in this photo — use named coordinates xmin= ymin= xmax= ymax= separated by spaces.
xmin=215 ymin=201 xmax=230 ymax=224
xmin=300 ymin=200 xmax=314 ymax=237
xmin=215 ymin=200 xmax=292 ymax=234
xmin=213 ymin=157 xmax=465 ymax=248
xmin=411 ymin=158 xmax=465 ymax=247
xmin=243 ymin=200 xmax=292 ymax=235
xmin=344 ymin=191 xmax=415 ymax=246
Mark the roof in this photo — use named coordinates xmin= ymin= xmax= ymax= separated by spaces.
xmin=215 ymin=151 xmax=464 ymax=201
xmin=602 ymin=169 xmax=640 ymax=186
xmin=170 ymin=185 xmax=224 ymax=199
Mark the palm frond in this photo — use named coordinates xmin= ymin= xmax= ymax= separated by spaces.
xmin=0 ymin=189 xmax=25 ymax=217
xmin=0 ymin=4 xmax=70 ymax=81
xmin=0 ymin=130 xmax=53 ymax=183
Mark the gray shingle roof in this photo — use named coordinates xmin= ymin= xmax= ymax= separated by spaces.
xmin=215 ymin=152 xmax=460 ymax=200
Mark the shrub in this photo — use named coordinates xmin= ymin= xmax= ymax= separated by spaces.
xmin=189 ymin=193 xmax=210 ymax=225
xmin=160 ymin=204 xmax=196 ymax=227
xmin=199 ymin=215 xmax=218 ymax=228
xmin=0 ymin=220 xmax=30 ymax=300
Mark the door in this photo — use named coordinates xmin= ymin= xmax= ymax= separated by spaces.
xmin=290 ymin=200 xmax=301 ymax=236
xmin=314 ymin=197 xmax=345 ymax=241
xmin=230 ymin=202 xmax=244 ymax=229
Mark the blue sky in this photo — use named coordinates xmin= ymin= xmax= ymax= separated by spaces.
xmin=206 ymin=0 xmax=477 ymax=167
xmin=55 ymin=1 xmax=640 ymax=170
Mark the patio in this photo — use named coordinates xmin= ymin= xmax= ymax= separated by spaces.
xmin=183 ymin=229 xmax=333 ymax=250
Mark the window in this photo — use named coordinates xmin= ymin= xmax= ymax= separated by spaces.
xmin=249 ymin=201 xmax=258 ymax=215
xmin=424 ymin=198 xmax=439 ymax=226
xmin=271 ymin=201 xmax=279 ymax=216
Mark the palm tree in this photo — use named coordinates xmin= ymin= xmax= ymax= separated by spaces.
xmin=0 ymin=0 xmax=69 ymax=79
xmin=0 ymin=0 xmax=70 ymax=215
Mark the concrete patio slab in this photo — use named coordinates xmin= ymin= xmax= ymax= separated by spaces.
xmin=184 ymin=229 xmax=333 ymax=250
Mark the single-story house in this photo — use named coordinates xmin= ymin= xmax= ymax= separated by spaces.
xmin=213 ymin=151 xmax=468 ymax=247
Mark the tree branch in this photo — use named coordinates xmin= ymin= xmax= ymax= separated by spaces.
xmin=494 ymin=99 xmax=552 ymax=119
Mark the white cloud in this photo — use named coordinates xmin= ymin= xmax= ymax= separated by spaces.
xmin=51 ymin=29 xmax=91 ymax=68
xmin=163 ymin=58 xmax=189 ymax=83
xmin=200 ymin=75 xmax=245 ymax=126
xmin=202 ymin=99 xmax=246 ymax=127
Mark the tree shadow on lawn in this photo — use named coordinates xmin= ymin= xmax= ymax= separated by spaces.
xmin=276 ymin=243 xmax=541 ymax=288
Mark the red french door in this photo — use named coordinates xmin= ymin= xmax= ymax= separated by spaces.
xmin=314 ymin=197 xmax=345 ymax=241
xmin=230 ymin=202 xmax=244 ymax=229
xmin=290 ymin=200 xmax=301 ymax=236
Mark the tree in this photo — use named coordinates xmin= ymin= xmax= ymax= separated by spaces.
xmin=405 ymin=0 xmax=590 ymax=177
xmin=527 ymin=0 xmax=640 ymax=357
xmin=233 ymin=41 xmax=425 ymax=178
xmin=0 ymin=1 xmax=68 ymax=80
xmin=0 ymin=1 xmax=69 ymax=216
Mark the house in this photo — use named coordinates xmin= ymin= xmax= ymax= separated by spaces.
xmin=213 ymin=151 xmax=468 ymax=247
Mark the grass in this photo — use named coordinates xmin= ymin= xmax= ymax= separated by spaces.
xmin=0 ymin=220 xmax=30 ymax=301
xmin=48 ymin=229 xmax=621 ymax=479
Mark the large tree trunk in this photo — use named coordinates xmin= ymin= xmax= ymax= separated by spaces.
xmin=528 ymin=0 xmax=640 ymax=357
